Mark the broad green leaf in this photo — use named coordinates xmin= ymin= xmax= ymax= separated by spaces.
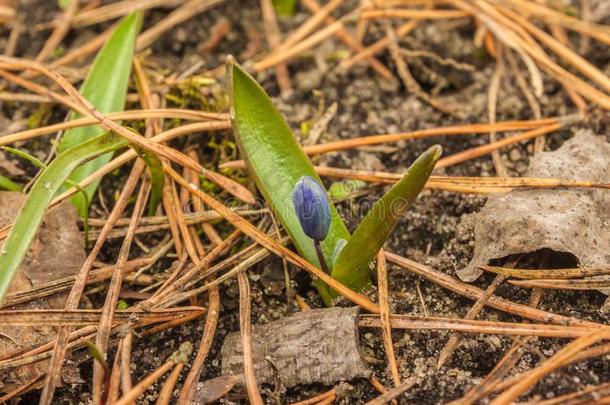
xmin=330 ymin=145 xmax=442 ymax=298
xmin=0 ymin=132 xmax=128 ymax=302
xmin=272 ymin=0 xmax=297 ymax=16
xmin=58 ymin=11 xmax=142 ymax=218
xmin=227 ymin=59 xmax=352 ymax=303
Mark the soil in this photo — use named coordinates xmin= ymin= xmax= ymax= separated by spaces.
xmin=2 ymin=0 xmax=610 ymax=404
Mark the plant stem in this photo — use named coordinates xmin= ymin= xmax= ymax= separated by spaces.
xmin=314 ymin=240 xmax=330 ymax=274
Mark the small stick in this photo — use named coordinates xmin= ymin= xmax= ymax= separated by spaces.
xmin=489 ymin=330 xmax=610 ymax=405
xmin=386 ymin=24 xmax=461 ymax=119
xmin=177 ymin=152 xmax=223 ymax=404
xmin=136 ymin=0 xmax=224 ymax=51
xmin=288 ymin=389 xmax=335 ymax=405
xmin=377 ymin=250 xmax=401 ymax=386
xmin=384 ymin=251 xmax=599 ymax=327
xmin=220 ymin=117 xmax=570 ymax=168
xmin=338 ymin=20 xmax=418 ymax=73
xmin=436 ymin=124 xmax=560 ymax=168
xmin=364 ymin=378 xmax=418 ymax=405
xmin=487 ymin=44 xmax=508 ymax=177
xmin=36 ymin=0 xmax=79 ymax=62
xmin=92 ymin=182 xmax=149 ymax=404
xmin=39 ymin=162 xmax=146 ymax=405
xmin=437 ymin=274 xmax=506 ymax=368
xmin=155 ymin=362 xmax=184 ymax=405
xmin=238 ymin=270 xmax=264 ymax=405
xmin=259 ymin=0 xmax=292 ymax=94
xmin=361 ymin=8 xmax=469 ymax=19
xmin=294 ymin=0 xmax=394 ymax=80
xmin=114 ymin=343 xmax=192 ymax=405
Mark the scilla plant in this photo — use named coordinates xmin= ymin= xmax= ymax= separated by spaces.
xmin=227 ymin=57 xmax=441 ymax=305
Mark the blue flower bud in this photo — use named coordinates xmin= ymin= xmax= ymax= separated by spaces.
xmin=293 ymin=176 xmax=331 ymax=241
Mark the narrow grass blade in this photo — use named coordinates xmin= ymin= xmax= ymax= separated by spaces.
xmin=0 ymin=132 xmax=128 ymax=301
xmin=0 ymin=175 xmax=21 ymax=192
xmin=58 ymin=11 xmax=142 ymax=217
xmin=330 ymin=146 xmax=442 ymax=298
xmin=227 ymin=58 xmax=351 ymax=303
xmin=272 ymin=0 xmax=297 ymax=16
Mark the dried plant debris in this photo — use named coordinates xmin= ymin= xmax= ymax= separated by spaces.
xmin=220 ymin=307 xmax=370 ymax=389
xmin=457 ymin=130 xmax=610 ymax=282
xmin=0 ymin=192 xmax=86 ymax=393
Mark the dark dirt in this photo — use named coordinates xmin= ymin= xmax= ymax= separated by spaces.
xmin=2 ymin=0 xmax=610 ymax=404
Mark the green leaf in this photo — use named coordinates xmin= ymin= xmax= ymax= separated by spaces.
xmin=330 ymin=145 xmax=442 ymax=298
xmin=2 ymin=146 xmax=93 ymax=242
xmin=0 ymin=132 xmax=127 ymax=302
xmin=86 ymin=341 xmax=109 ymax=372
xmin=329 ymin=179 xmax=367 ymax=201
xmin=227 ymin=59 xmax=352 ymax=302
xmin=58 ymin=11 xmax=142 ymax=218
xmin=2 ymin=146 xmax=47 ymax=170
xmin=272 ymin=0 xmax=297 ymax=16
xmin=0 ymin=175 xmax=21 ymax=192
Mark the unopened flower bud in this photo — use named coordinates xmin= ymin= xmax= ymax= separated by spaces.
xmin=292 ymin=176 xmax=331 ymax=241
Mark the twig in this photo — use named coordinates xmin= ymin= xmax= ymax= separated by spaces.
xmin=386 ymin=24 xmax=462 ymax=119
xmin=338 ymin=20 xmax=418 ymax=73
xmin=36 ymin=0 xmax=78 ymax=62
xmin=39 ymin=162 xmax=146 ymax=405
xmin=114 ymin=343 xmax=192 ymax=405
xmin=70 ymin=0 xmax=185 ymax=27
xmin=504 ymin=48 xmax=547 ymax=152
xmin=361 ymin=8 xmax=469 ymax=19
xmin=364 ymin=378 xmax=418 ymax=405
xmin=4 ymin=21 xmax=23 ymax=57
xmin=384 ymin=251 xmax=600 ymax=327
xmin=478 ymin=265 xmax=610 ymax=280
xmin=279 ymin=0 xmax=344 ymax=51
xmin=155 ymin=362 xmax=184 ymax=405
xmin=294 ymin=0 xmax=394 ymax=80
xmin=377 ymin=250 xmax=401 ymax=386
xmin=177 ymin=153 xmax=223 ymax=404
xmin=238 ymin=270 xmax=264 ymax=405
xmin=259 ymin=0 xmax=292 ymax=94
xmin=288 ymin=389 xmax=336 ymax=405
xmin=489 ymin=330 xmax=610 ymax=405
xmin=487 ymin=43 xmax=508 ymax=177
xmin=358 ymin=315 xmax=608 ymax=338
xmin=437 ymin=274 xmax=506 ymax=368
xmin=436 ymin=124 xmax=560 ymax=168
xmin=220 ymin=117 xmax=568 ymax=167
xmin=92 ymin=182 xmax=149 ymax=404
xmin=136 ymin=0 xmax=224 ymax=51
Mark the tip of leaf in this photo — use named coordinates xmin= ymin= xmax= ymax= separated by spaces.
xmin=429 ymin=144 xmax=443 ymax=161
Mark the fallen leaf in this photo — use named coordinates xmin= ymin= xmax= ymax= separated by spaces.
xmin=0 ymin=192 xmax=86 ymax=393
xmin=457 ymin=130 xmax=610 ymax=282
xmin=221 ymin=306 xmax=371 ymax=388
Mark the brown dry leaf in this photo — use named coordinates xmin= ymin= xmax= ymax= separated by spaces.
xmin=0 ymin=192 xmax=85 ymax=393
xmin=193 ymin=375 xmax=241 ymax=404
xmin=221 ymin=307 xmax=371 ymax=388
xmin=457 ymin=130 xmax=610 ymax=283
